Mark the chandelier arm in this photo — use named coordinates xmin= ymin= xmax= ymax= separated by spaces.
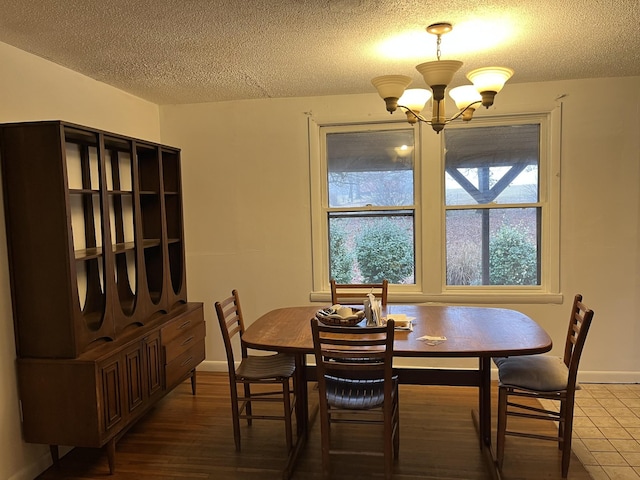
xmin=448 ymin=100 xmax=483 ymax=122
xmin=398 ymin=105 xmax=431 ymax=124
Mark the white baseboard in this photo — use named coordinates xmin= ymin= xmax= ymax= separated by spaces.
xmin=198 ymin=360 xmax=230 ymax=372
xmin=577 ymin=371 xmax=640 ymax=384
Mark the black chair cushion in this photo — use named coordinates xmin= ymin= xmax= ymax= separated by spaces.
xmin=325 ymin=375 xmax=397 ymax=409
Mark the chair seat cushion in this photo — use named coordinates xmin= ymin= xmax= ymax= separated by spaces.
xmin=236 ymin=353 xmax=296 ymax=380
xmin=325 ymin=375 xmax=397 ymax=409
xmin=493 ymin=355 xmax=569 ymax=391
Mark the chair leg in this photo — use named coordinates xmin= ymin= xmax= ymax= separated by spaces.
xmin=558 ymin=399 xmax=566 ymax=450
xmin=561 ymin=399 xmax=575 ymax=478
xmin=283 ymin=378 xmax=293 ymax=452
xmin=496 ymin=386 xmax=508 ymax=470
xmin=229 ymin=381 xmax=242 ymax=451
xmin=244 ymin=383 xmax=253 ymax=426
xmin=384 ymin=410 xmax=394 ymax=480
xmin=320 ymin=403 xmax=331 ymax=480
xmin=393 ymin=388 xmax=400 ymax=460
xmin=190 ymin=369 xmax=197 ymax=395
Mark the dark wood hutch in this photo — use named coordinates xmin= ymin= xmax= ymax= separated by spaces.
xmin=0 ymin=121 xmax=205 ymax=473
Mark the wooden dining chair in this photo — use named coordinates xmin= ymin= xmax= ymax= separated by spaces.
xmin=310 ymin=317 xmax=399 ymax=480
xmin=330 ymin=279 xmax=389 ymax=306
xmin=215 ymin=290 xmax=297 ymax=453
xmin=494 ymin=294 xmax=594 ymax=478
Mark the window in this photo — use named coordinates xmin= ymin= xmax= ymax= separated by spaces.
xmin=444 ymin=124 xmax=541 ymax=286
xmin=324 ymin=124 xmax=418 ymax=285
xmin=309 ymin=111 xmax=560 ymax=303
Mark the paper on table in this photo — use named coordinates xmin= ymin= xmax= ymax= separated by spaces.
xmin=417 ymin=335 xmax=447 ymax=345
xmin=385 ymin=314 xmax=414 ymax=330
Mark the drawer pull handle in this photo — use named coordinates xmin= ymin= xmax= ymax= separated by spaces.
xmin=181 ymin=336 xmax=195 ymax=346
xmin=178 ymin=320 xmax=191 ymax=330
xmin=180 ymin=356 xmax=194 ymax=367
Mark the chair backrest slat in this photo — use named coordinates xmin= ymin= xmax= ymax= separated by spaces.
xmin=330 ymin=279 xmax=389 ymax=306
xmin=563 ymin=294 xmax=594 ymax=387
xmin=311 ymin=319 xmax=395 ymax=382
xmin=215 ymin=289 xmax=248 ymax=373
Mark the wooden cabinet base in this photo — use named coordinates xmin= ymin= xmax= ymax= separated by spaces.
xmin=18 ymin=303 xmax=205 ymax=473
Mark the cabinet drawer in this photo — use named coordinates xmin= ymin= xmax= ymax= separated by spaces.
xmin=161 ymin=305 xmax=203 ymax=344
xmin=164 ymin=321 xmax=205 ymax=364
xmin=165 ymin=340 xmax=205 ymax=389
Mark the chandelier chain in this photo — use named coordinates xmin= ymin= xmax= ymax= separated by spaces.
xmin=436 ymin=34 xmax=442 ymax=60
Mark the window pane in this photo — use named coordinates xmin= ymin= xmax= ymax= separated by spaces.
xmin=444 ymin=125 xmax=539 ymax=206
xmin=327 ymin=129 xmax=414 ymax=208
xmin=329 ymin=211 xmax=415 ymax=285
xmin=446 ymin=208 xmax=540 ymax=286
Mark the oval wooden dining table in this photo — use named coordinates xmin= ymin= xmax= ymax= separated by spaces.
xmin=242 ymin=304 xmax=552 ymax=480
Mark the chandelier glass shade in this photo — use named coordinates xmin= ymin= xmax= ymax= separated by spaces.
xmin=372 ymin=23 xmax=514 ymax=133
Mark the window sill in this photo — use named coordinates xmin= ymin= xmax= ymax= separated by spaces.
xmin=310 ymin=291 xmax=563 ymax=305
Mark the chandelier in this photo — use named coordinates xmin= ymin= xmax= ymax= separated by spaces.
xmin=371 ymin=23 xmax=514 ymax=133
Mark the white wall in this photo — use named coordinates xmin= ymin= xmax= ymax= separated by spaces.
xmin=1 ymin=36 xmax=639 ymax=480
xmin=0 ymin=41 xmax=161 ymax=480
xmin=159 ymin=76 xmax=640 ymax=383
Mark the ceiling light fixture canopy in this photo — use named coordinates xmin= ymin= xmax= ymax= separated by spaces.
xmin=372 ymin=23 xmax=513 ymax=133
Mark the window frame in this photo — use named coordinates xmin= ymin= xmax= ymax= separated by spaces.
xmin=309 ymin=108 xmax=561 ymax=304
xmin=311 ymin=120 xmax=423 ymax=295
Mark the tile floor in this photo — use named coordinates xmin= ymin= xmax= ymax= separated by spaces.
xmin=539 ymin=383 xmax=640 ymax=479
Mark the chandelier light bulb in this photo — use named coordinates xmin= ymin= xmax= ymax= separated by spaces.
xmin=449 ymin=85 xmax=483 ymax=121
xmin=398 ymin=88 xmax=432 ymax=123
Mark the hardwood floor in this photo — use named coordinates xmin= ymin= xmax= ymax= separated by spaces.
xmin=36 ymin=372 xmax=592 ymax=479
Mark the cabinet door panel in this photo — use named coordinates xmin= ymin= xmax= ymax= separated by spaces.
xmin=124 ymin=345 xmax=145 ymax=414
xmin=145 ymin=333 xmax=163 ymax=400
xmin=100 ymin=359 xmax=123 ymax=432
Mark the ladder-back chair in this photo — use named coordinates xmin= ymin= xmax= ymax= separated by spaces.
xmin=311 ymin=317 xmax=399 ymax=479
xmin=215 ymin=290 xmax=297 ymax=454
xmin=494 ymin=294 xmax=595 ymax=478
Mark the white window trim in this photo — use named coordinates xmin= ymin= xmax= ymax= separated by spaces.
xmin=308 ymin=106 xmax=562 ymax=305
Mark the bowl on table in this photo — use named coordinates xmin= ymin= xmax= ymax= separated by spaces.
xmin=315 ymin=305 xmax=365 ymax=326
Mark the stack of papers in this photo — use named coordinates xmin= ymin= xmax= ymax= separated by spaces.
xmin=385 ymin=313 xmax=414 ymax=331
xmin=417 ymin=335 xmax=447 ymax=345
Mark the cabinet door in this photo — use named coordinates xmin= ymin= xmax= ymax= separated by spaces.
xmin=100 ymin=357 xmax=123 ymax=435
xmin=123 ymin=342 xmax=145 ymax=415
xmin=122 ymin=335 xmax=163 ymax=417
xmin=144 ymin=332 xmax=163 ymax=401
xmin=101 ymin=335 xmax=161 ymax=439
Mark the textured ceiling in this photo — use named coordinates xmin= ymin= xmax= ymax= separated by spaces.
xmin=1 ymin=0 xmax=639 ymax=105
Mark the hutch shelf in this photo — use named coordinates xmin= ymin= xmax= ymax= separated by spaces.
xmin=0 ymin=120 xmax=205 ymax=473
